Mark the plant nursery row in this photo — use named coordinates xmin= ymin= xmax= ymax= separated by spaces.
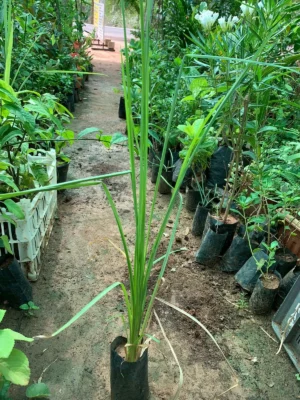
xmin=0 ymin=0 xmax=300 ymax=399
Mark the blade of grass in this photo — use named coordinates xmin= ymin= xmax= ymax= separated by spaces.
xmin=101 ymin=182 xmax=133 ymax=286
xmin=0 ymin=170 xmax=131 ymax=200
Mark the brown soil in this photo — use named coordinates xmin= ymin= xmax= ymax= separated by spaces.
xmin=262 ymin=274 xmax=280 ymax=290
xmin=213 ymin=213 xmax=238 ymax=225
xmin=2 ymin=42 xmax=299 ymax=400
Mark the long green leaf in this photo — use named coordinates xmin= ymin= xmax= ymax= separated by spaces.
xmin=101 ymin=183 xmax=133 ymax=290
xmin=35 ymin=282 xmax=129 ymax=338
xmin=0 ymin=171 xmax=131 ymax=200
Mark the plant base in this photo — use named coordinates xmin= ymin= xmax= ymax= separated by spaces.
xmin=249 ymin=273 xmax=281 ymax=314
xmin=274 ymin=248 xmax=297 ymax=278
xmin=158 ymin=170 xmax=173 ymax=194
xmin=111 ymin=337 xmax=149 ymax=400
xmin=203 ymin=213 xmax=238 ymax=255
xmin=235 ymin=250 xmax=269 ymax=292
xmin=57 ymin=162 xmax=70 ymax=184
xmin=185 ymin=187 xmax=201 ymax=212
xmin=221 ymin=236 xmax=259 ymax=273
xmin=192 ymin=204 xmax=210 ymax=237
xmin=195 ymin=228 xmax=228 ymax=265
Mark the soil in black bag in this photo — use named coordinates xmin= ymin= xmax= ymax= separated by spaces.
xmin=221 ymin=236 xmax=259 ymax=273
xmin=195 ymin=228 xmax=228 ymax=266
xmin=118 ymin=96 xmax=126 ymax=119
xmin=192 ymin=204 xmax=211 ymax=237
xmin=172 ymin=159 xmax=192 ymax=189
xmin=57 ymin=162 xmax=70 ymax=184
xmin=111 ymin=337 xmax=149 ymax=400
xmin=274 ymin=248 xmax=297 ymax=278
xmin=151 ymin=151 xmax=162 ymax=183
xmin=249 ymin=273 xmax=281 ymax=314
xmin=274 ymin=266 xmax=300 ymax=309
xmin=158 ymin=169 xmax=173 ymax=194
xmin=235 ymin=250 xmax=269 ymax=292
xmin=148 ymin=147 xmax=155 ymax=168
xmin=0 ymin=256 xmax=32 ymax=308
xmin=206 ymin=146 xmax=233 ymax=188
xmin=202 ymin=213 xmax=238 ymax=255
xmin=185 ymin=187 xmax=201 ymax=212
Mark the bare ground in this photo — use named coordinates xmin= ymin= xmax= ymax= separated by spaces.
xmin=5 ymin=43 xmax=300 ymax=400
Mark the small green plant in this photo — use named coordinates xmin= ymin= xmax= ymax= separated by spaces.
xmin=258 ymin=240 xmax=279 ymax=275
xmin=296 ymin=373 xmax=300 ymax=382
xmin=0 ymin=309 xmax=33 ymax=396
xmin=20 ymin=302 xmax=39 ymax=318
xmin=236 ymin=293 xmax=249 ymax=309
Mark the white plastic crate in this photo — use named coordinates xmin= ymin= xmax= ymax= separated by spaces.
xmin=0 ymin=149 xmax=57 ymax=281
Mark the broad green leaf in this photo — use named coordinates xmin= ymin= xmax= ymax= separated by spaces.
xmin=58 ymin=155 xmax=71 ymax=163
xmin=58 ymin=130 xmax=74 ymax=145
xmin=0 ymin=235 xmax=13 ymax=254
xmin=0 ymin=349 xmax=30 ymax=386
xmin=3 ymin=103 xmax=35 ymax=128
xmin=0 ymin=81 xmax=16 ymax=97
xmin=0 ymin=162 xmax=12 ymax=171
xmin=111 ymin=133 xmax=128 ymax=145
xmin=28 ymin=302 xmax=39 ymax=310
xmin=0 ymin=175 xmax=19 ymax=192
xmin=1 ymin=130 xmax=24 ymax=146
xmin=148 ymin=130 xmax=161 ymax=143
xmin=0 ymin=310 xmax=6 ymax=323
xmin=189 ymin=78 xmax=208 ymax=99
xmin=3 ymin=329 xmax=33 ymax=343
xmin=98 ymin=135 xmax=112 ymax=149
xmin=26 ymin=382 xmax=50 ymax=398
xmin=287 ymin=153 xmax=300 ymax=162
xmin=0 ymin=331 xmax=14 ymax=358
xmin=0 ymin=87 xmax=18 ymax=103
xmin=20 ymin=304 xmax=30 ymax=310
xmin=77 ymin=127 xmax=101 ymax=138
xmin=181 ymin=95 xmax=195 ymax=102
xmin=3 ymin=200 xmax=25 ymax=220
xmin=258 ymin=126 xmax=278 ymax=133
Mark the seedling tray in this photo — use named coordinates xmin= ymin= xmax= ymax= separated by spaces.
xmin=272 ymin=275 xmax=300 ymax=372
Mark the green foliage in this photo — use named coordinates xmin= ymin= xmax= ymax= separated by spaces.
xmin=20 ymin=302 xmax=40 ymax=318
xmin=0 ymin=310 xmax=32 ymax=387
xmin=0 ymin=0 xmax=93 ymax=99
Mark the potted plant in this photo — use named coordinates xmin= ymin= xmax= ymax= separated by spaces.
xmin=1 ymin=1 xmax=297 ymax=398
xmin=191 ymin=176 xmax=218 ymax=237
xmin=54 ymin=129 xmax=74 ymax=184
xmin=178 ymin=118 xmax=217 ymax=211
xmin=249 ymin=240 xmax=281 ymax=314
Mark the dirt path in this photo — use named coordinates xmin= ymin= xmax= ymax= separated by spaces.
xmin=6 ymin=43 xmax=300 ymax=400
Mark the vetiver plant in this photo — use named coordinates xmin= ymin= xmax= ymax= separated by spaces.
xmin=1 ymin=1 xmax=300 ymax=399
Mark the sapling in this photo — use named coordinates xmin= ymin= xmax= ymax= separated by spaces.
xmin=20 ymin=302 xmax=40 ymax=318
xmin=1 ymin=0 xmax=299 ymax=397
